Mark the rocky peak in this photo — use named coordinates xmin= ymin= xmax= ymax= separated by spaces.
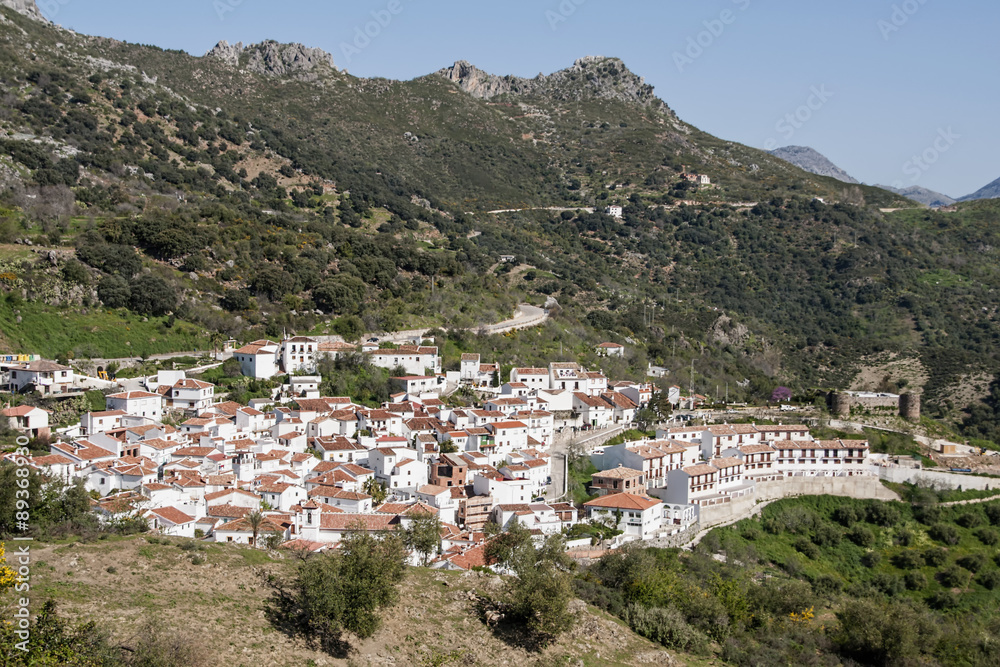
xmin=0 ymin=0 xmax=45 ymax=21
xmin=437 ymin=56 xmax=668 ymax=111
xmin=205 ymin=39 xmax=336 ymax=78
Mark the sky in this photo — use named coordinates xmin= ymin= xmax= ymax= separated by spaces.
xmin=38 ymin=0 xmax=999 ymax=198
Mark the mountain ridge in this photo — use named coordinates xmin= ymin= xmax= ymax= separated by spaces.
xmin=767 ymin=145 xmax=859 ymax=184
xmin=959 ymin=176 xmax=1000 ymax=202
xmin=876 ymin=184 xmax=956 ymax=208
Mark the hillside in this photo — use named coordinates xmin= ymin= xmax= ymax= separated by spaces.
xmin=4 ymin=3 xmax=1000 ymax=434
xmin=768 ymin=145 xmax=860 ymax=184
xmin=13 ymin=535 xmax=680 ymax=667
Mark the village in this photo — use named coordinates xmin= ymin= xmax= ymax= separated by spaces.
xmin=1 ymin=336 xmax=880 ymax=567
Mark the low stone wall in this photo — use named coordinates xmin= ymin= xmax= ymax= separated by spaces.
xmin=879 ymin=466 xmax=999 ymax=491
xmin=643 ymin=523 xmax=701 ymax=549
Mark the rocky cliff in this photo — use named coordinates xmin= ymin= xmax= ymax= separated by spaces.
xmin=205 ymin=40 xmax=336 ymax=78
xmin=437 ymin=56 xmax=670 ymax=111
xmin=0 ymin=0 xmax=44 ymax=20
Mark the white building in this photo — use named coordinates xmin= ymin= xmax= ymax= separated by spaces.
xmin=8 ymin=361 xmax=75 ymax=396
xmin=106 ymin=391 xmax=162 ymax=421
xmin=2 ymin=405 xmax=51 ymax=439
xmin=233 ymin=340 xmax=281 ymax=379
xmin=583 ymin=493 xmax=663 ymax=540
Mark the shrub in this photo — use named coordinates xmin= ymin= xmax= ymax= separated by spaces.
xmin=929 ymin=523 xmax=961 ymax=546
xmin=985 ymin=503 xmax=1000 ymax=526
xmin=937 ymin=565 xmax=971 ymax=588
xmin=106 ymin=566 xmax=117 ymax=574
xmin=974 ymin=527 xmax=999 ymax=546
xmin=622 ymin=604 xmax=709 ymax=654
xmin=923 ymin=547 xmax=948 ymax=566
xmin=927 ymin=590 xmax=959 ymax=610
xmin=740 ymin=522 xmax=762 ymax=541
xmin=861 ymin=551 xmax=882 ymax=568
xmin=793 ymin=537 xmax=821 ymax=560
xmin=812 ymin=523 xmax=841 ymax=547
xmin=956 ymin=512 xmax=984 ymax=529
xmin=833 ymin=505 xmax=862 ymax=527
xmin=893 ymin=527 xmax=915 ymax=547
xmin=870 ymin=573 xmax=904 ymax=597
xmin=847 ymin=525 xmax=876 ymax=548
xmin=915 ymin=505 xmax=942 ymax=525
xmin=956 ymin=553 xmax=987 ymax=573
xmin=903 ymin=571 xmax=927 ymax=591
xmin=892 ymin=550 xmax=923 ymax=570
xmin=866 ymin=502 xmax=901 ymax=527
xmin=976 ymin=569 xmax=1000 ymax=590
xmin=812 ymin=574 xmax=843 ymax=596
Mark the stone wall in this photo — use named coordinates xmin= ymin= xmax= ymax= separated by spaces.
xmin=879 ymin=466 xmax=998 ymax=491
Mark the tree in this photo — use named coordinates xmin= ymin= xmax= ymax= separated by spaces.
xmin=771 ymin=386 xmax=792 ymax=403
xmin=403 ymin=511 xmax=441 ymax=566
xmin=265 ymin=529 xmax=407 ymax=650
xmin=363 ymin=478 xmax=388 ymax=506
xmin=246 ymin=509 xmax=265 ymax=548
xmin=97 ymin=274 xmax=130 ymax=308
xmin=129 ymin=274 xmax=177 ymax=316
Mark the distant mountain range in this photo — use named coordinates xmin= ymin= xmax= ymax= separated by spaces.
xmin=875 ymin=184 xmax=956 ymax=208
xmin=960 ymin=176 xmax=1000 ymax=202
xmin=767 ymin=146 xmax=859 ymax=184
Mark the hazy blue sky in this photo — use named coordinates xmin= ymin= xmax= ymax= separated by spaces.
xmin=40 ymin=0 xmax=997 ymax=197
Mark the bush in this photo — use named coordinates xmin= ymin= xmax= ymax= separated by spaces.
xmin=812 ymin=574 xmax=843 ymax=596
xmin=976 ymin=569 xmax=1000 ymax=590
xmin=929 ymin=523 xmax=961 ymax=546
xmin=923 ymin=547 xmax=948 ymax=566
xmin=985 ymin=503 xmax=1000 ymax=526
xmin=975 ymin=527 xmax=999 ymax=546
xmin=903 ymin=571 xmax=927 ymax=591
xmin=937 ymin=565 xmax=971 ymax=588
xmin=870 ymin=573 xmax=904 ymax=597
xmin=97 ymin=274 xmax=130 ymax=308
xmin=793 ymin=537 xmax=821 ymax=560
xmin=866 ymin=502 xmax=901 ymax=527
xmin=129 ymin=274 xmax=177 ymax=316
xmin=622 ymin=604 xmax=709 ymax=654
xmin=956 ymin=512 xmax=984 ymax=529
xmin=811 ymin=523 xmax=841 ymax=547
xmin=892 ymin=550 xmax=924 ymax=570
xmin=915 ymin=505 xmax=942 ymax=525
xmin=847 ymin=525 xmax=876 ymax=548
xmin=861 ymin=551 xmax=882 ymax=568
xmin=833 ymin=505 xmax=862 ymax=527
xmin=927 ymin=590 xmax=959 ymax=610
xmin=956 ymin=553 xmax=987 ymax=573
xmin=834 ymin=599 xmax=939 ymax=666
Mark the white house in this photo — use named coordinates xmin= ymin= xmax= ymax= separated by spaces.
xmin=509 ymin=367 xmax=550 ymax=391
xmin=583 ymin=493 xmax=663 ymax=540
xmin=368 ymin=346 xmax=441 ymax=376
xmin=233 ymin=340 xmax=281 ymax=379
xmin=2 ymin=405 xmax=51 ymax=438
xmin=105 ymin=391 xmax=162 ymax=421
xmin=163 ymin=379 xmax=215 ymax=413
xmin=282 ymin=337 xmax=319 ymax=374
xmin=8 ymin=361 xmax=74 ymax=396
xmin=605 ymin=205 xmax=624 ymax=218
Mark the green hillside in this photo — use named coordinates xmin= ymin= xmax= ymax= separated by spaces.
xmin=2 ymin=5 xmax=1000 ymax=434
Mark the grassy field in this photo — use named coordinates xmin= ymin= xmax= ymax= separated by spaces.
xmin=0 ymin=298 xmax=211 ymax=359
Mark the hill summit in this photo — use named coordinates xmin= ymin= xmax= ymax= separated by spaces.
xmin=204 ymin=39 xmax=336 ymax=78
xmin=436 ymin=56 xmax=670 ymax=111
xmin=768 ymin=145 xmax=859 ymax=184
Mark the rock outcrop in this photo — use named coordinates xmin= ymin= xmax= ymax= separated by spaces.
xmin=205 ymin=40 xmax=336 ymax=78
xmin=437 ymin=56 xmax=669 ymax=111
xmin=0 ymin=0 xmax=44 ymax=21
